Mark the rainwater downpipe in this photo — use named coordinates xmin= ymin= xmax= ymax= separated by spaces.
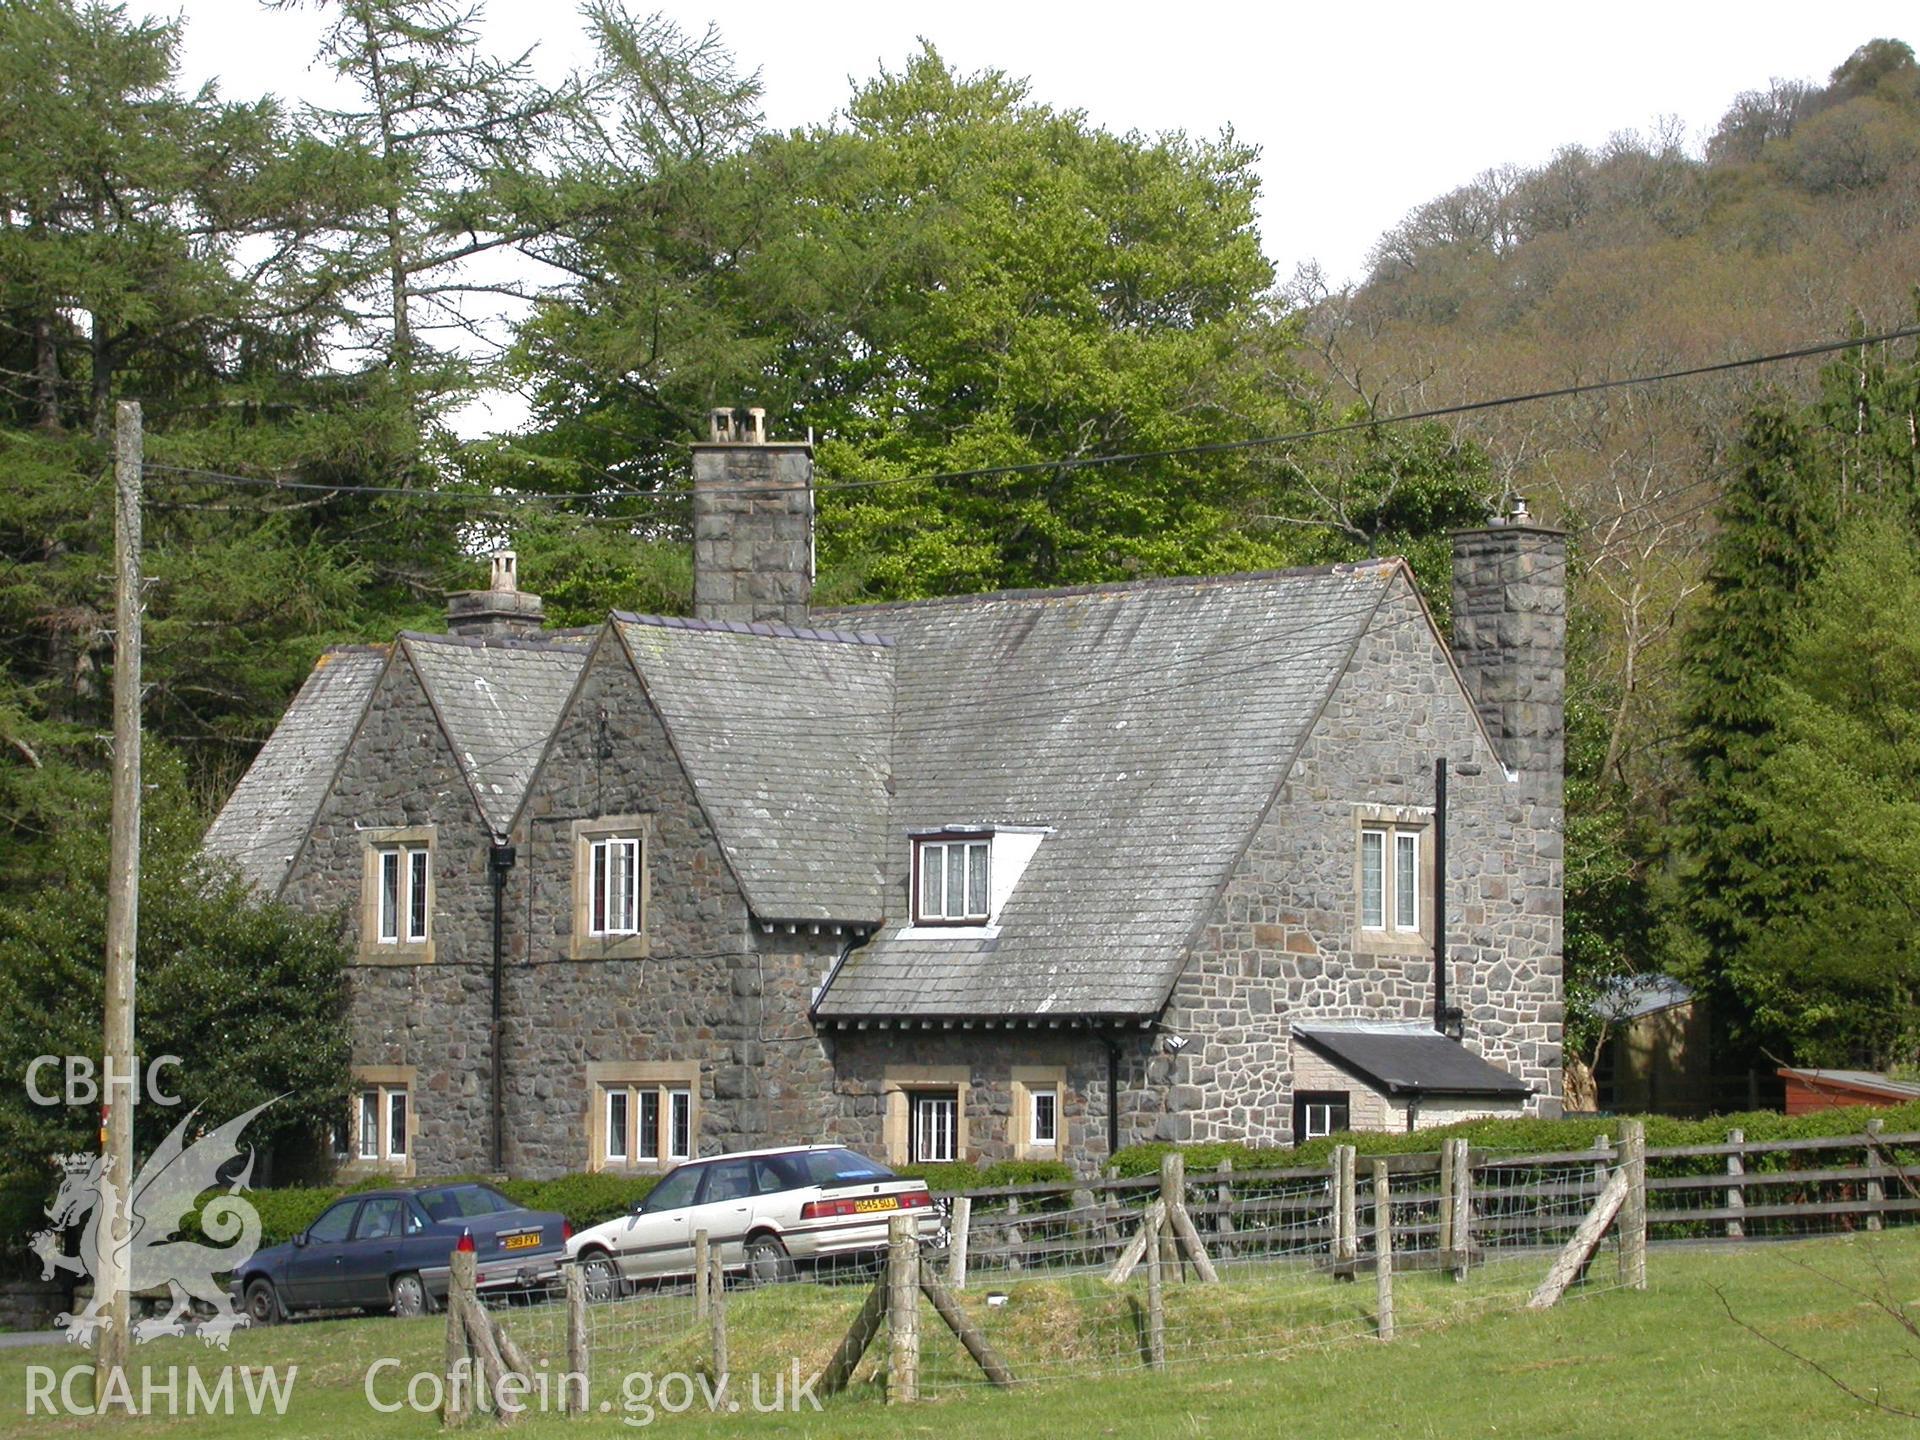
xmin=489 ymin=841 xmax=516 ymax=1173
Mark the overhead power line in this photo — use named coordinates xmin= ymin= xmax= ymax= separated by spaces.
xmin=138 ymin=325 xmax=1920 ymax=504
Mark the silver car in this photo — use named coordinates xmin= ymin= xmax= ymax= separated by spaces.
xmin=567 ymin=1145 xmax=939 ymax=1292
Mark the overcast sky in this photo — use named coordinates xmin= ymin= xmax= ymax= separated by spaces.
xmin=167 ymin=0 xmax=1916 ymax=432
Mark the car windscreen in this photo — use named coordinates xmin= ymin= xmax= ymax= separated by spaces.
xmin=774 ymin=1149 xmax=896 ymax=1188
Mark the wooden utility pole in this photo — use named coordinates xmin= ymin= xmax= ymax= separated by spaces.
xmin=98 ymin=401 xmax=142 ymax=1396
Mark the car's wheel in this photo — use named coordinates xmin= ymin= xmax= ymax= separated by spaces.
xmin=745 ymin=1233 xmax=795 ymax=1286
xmin=243 ymin=1278 xmax=280 ymax=1326
xmin=391 ymin=1272 xmax=429 ymax=1319
xmin=581 ymin=1249 xmax=623 ymax=1302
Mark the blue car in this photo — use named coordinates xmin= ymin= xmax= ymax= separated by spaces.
xmin=233 ymin=1182 xmax=569 ymax=1322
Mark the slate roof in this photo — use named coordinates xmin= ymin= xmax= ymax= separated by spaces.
xmin=1596 ymin=974 xmax=1694 ymax=1022
xmin=613 ymin=615 xmax=894 ymax=923
xmin=402 ymin=632 xmax=590 ymax=835
xmin=203 ymin=646 xmax=386 ymax=894
xmin=811 ymin=563 xmax=1401 ymax=1020
xmin=1294 ymin=1024 xmax=1534 ymax=1098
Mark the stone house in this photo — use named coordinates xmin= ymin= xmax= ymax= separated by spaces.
xmin=207 ymin=411 xmax=1565 ymax=1179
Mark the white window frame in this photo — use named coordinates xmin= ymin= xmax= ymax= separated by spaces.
xmin=914 ymin=837 xmax=990 ymax=924
xmin=590 ymin=1075 xmax=696 ymax=1170
xmin=1030 ymin=1088 xmax=1058 ymax=1148
xmin=668 ymin=1087 xmax=693 ymax=1162
xmin=1394 ymin=830 xmax=1420 ymax=933
xmin=1303 ymin=1100 xmax=1340 ymax=1140
xmin=374 ymin=844 xmax=430 ymax=945
xmin=358 ymin=1089 xmax=379 ymax=1161
xmin=355 ymin=1082 xmax=411 ymax=1164
xmin=912 ymin=1092 xmax=959 ymax=1164
xmin=588 ymin=835 xmax=641 ymax=937
xmin=605 ymin=1088 xmax=630 ymax=1162
xmin=1360 ymin=823 xmax=1423 ymax=935
xmin=386 ymin=1088 xmax=409 ymax=1159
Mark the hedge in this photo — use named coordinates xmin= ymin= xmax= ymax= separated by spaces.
xmin=1107 ymin=1099 xmax=1920 ymax=1179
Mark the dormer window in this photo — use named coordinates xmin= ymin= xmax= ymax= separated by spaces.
xmin=914 ymin=835 xmax=990 ymax=924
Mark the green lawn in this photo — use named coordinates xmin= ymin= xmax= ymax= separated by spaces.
xmin=3 ymin=1234 xmax=1918 ymax=1438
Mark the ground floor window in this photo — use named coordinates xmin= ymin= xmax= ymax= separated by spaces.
xmin=911 ymin=1091 xmax=959 ymax=1164
xmin=350 ymin=1073 xmax=413 ymax=1169
xmin=1010 ymin=1067 xmax=1068 ymax=1158
xmin=591 ymin=1071 xmax=696 ymax=1170
xmin=1293 ymin=1090 xmax=1350 ymax=1145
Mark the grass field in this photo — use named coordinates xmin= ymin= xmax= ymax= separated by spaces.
xmin=3 ymin=1232 xmax=1918 ymax=1438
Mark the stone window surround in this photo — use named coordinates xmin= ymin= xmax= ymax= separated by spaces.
xmin=881 ymin=1065 xmax=971 ymax=1167
xmin=569 ymin=815 xmax=653 ymax=960
xmin=358 ymin=826 xmax=435 ymax=965
xmin=343 ymin=1064 xmax=416 ymax=1179
xmin=1350 ymin=803 xmax=1434 ymax=955
xmin=1010 ymin=1066 xmax=1066 ymax=1159
xmin=586 ymin=1061 xmax=698 ymax=1173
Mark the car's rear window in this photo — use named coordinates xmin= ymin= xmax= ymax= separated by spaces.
xmin=419 ymin=1183 xmax=516 ymax=1221
xmin=775 ymin=1149 xmax=895 ymax=1187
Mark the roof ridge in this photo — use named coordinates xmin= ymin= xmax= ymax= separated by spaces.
xmin=816 ymin=560 xmax=1400 ymax=617
xmin=397 ymin=629 xmax=593 ymax=653
xmin=612 ymin=611 xmax=894 ymax=647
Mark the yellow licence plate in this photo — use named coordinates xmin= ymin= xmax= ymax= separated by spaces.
xmin=853 ymin=1196 xmax=899 ymax=1214
xmin=502 ymin=1233 xmax=541 ymax=1250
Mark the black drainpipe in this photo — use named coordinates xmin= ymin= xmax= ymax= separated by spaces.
xmin=1102 ymin=1034 xmax=1122 ymax=1160
xmin=1433 ymin=757 xmax=1449 ymax=1034
xmin=488 ymin=841 xmax=517 ymax=1172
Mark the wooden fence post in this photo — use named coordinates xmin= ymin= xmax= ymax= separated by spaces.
xmin=1158 ymin=1152 xmax=1185 ymax=1279
xmin=1725 ymin=1128 xmax=1745 ymax=1241
xmin=1451 ymin=1139 xmax=1472 ymax=1282
xmin=1373 ymin=1160 xmax=1394 ymax=1342
xmin=1328 ymin=1147 xmax=1344 ymax=1271
xmin=948 ymin=1196 xmax=971 ymax=1289
xmin=1336 ymin=1145 xmax=1358 ymax=1277
xmin=1438 ymin=1140 xmax=1456 ymax=1269
xmin=708 ymin=1252 xmax=728 ymax=1386
xmin=1005 ymin=1194 xmax=1023 ymax=1276
xmin=1867 ymin=1118 xmax=1887 ymax=1233
xmin=693 ymin=1229 xmax=710 ymax=1320
xmin=1620 ymin=1120 xmax=1647 ymax=1291
xmin=1216 ymin=1159 xmax=1236 ymax=1259
xmin=444 ymin=1246 xmax=476 ymax=1424
xmin=563 ymin=1261 xmax=588 ymax=1417
xmin=1144 ymin=1204 xmax=1166 ymax=1370
xmin=886 ymin=1214 xmax=919 ymax=1404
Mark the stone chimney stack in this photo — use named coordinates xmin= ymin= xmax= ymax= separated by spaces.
xmin=1449 ymin=499 xmax=1566 ymax=795
xmin=691 ymin=407 xmax=814 ymax=625
xmin=446 ymin=549 xmax=545 ymax=639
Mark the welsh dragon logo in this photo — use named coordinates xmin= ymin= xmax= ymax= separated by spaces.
xmin=29 ymin=1100 xmax=272 ymax=1348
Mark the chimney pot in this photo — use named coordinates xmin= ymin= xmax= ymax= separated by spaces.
xmin=447 ymin=547 xmax=544 ymax=638
xmin=709 ymin=407 xmax=735 ymax=443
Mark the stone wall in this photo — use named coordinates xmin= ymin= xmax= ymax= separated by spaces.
xmin=283 ymin=644 xmax=503 ymax=1176
xmin=1164 ymin=571 xmax=1563 ymax=1146
xmin=822 ymin=1027 xmax=1160 ymax=1172
xmin=506 ymin=630 xmax=841 ymax=1177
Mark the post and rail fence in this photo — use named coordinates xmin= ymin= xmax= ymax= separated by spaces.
xmin=436 ymin=1123 xmax=1909 ymax=1423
